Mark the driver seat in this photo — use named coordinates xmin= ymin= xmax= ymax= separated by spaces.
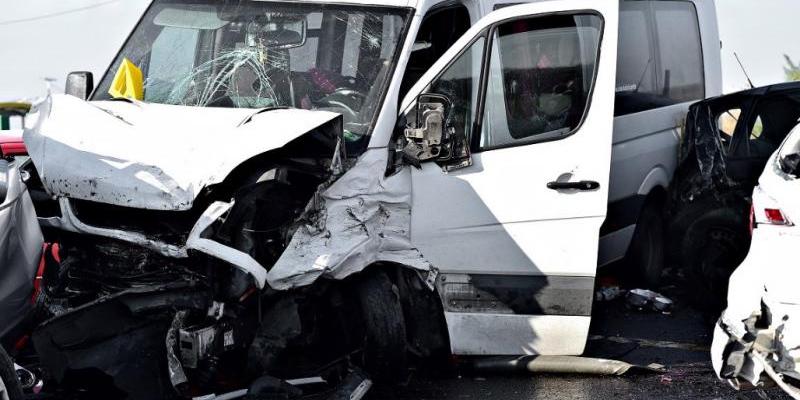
xmin=263 ymin=28 xmax=300 ymax=106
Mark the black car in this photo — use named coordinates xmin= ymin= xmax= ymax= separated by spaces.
xmin=668 ymin=82 xmax=800 ymax=310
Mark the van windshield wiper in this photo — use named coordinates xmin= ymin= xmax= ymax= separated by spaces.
xmin=240 ymin=106 xmax=292 ymax=125
xmin=634 ymin=58 xmax=653 ymax=93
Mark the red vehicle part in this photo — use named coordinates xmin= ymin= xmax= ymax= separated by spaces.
xmin=31 ymin=243 xmax=61 ymax=304
xmin=0 ymin=134 xmax=26 ymax=157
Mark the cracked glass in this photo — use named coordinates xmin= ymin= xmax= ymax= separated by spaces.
xmin=94 ymin=1 xmax=411 ymax=139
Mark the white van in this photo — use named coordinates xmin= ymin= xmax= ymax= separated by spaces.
xmin=20 ymin=0 xmax=720 ymax=391
xmin=393 ymin=0 xmax=722 ymax=286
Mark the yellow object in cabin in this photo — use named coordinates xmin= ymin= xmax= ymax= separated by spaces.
xmin=108 ymin=58 xmax=144 ymax=100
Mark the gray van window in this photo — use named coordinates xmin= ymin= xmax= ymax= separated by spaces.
xmin=615 ymin=1 xmax=704 ymax=116
xmin=653 ymin=2 xmax=705 ymax=105
xmin=426 ymin=37 xmax=486 ymax=145
xmin=480 ymin=14 xmax=602 ymax=149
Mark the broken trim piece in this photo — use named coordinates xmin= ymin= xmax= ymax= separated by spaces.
xmin=472 ymin=355 xmax=664 ymax=376
xmin=40 ymin=198 xmax=187 ymax=258
xmin=186 ymin=201 xmax=268 ymax=289
xmin=757 ymin=352 xmax=800 ymax=400
xmin=38 ymin=199 xmax=270 ymax=289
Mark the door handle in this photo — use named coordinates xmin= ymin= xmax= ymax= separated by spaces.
xmin=547 ymin=180 xmax=600 ymax=191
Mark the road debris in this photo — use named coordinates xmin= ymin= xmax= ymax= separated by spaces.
xmin=626 ymin=289 xmax=674 ymax=314
xmin=595 ymin=286 xmax=624 ymax=302
xmin=472 ymin=355 xmax=664 ymax=376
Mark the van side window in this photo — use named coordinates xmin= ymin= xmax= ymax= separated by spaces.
xmin=425 ymin=37 xmax=486 ymax=143
xmin=615 ymin=1 xmax=704 ymax=116
xmin=480 ymin=14 xmax=602 ymax=149
xmin=399 ymin=6 xmax=471 ymax=100
xmin=652 ymin=2 xmax=705 ymax=105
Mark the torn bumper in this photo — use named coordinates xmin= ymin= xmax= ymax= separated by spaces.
xmin=712 ymin=223 xmax=800 ymax=397
xmin=712 ymin=300 xmax=800 ymax=397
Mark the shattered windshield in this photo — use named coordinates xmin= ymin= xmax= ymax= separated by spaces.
xmin=94 ymin=1 xmax=411 ymax=138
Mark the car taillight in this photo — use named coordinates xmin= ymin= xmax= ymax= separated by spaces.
xmin=749 ymin=204 xmax=755 ymax=235
xmin=0 ymin=138 xmax=26 ymax=157
xmin=764 ymin=208 xmax=793 ymax=226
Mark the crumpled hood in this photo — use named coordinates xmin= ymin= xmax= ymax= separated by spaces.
xmin=24 ymin=94 xmax=340 ymax=210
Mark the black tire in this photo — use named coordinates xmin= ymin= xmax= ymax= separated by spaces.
xmin=356 ymin=270 xmax=408 ymax=382
xmin=683 ymin=208 xmax=750 ymax=313
xmin=0 ymin=346 xmax=23 ymax=400
xmin=626 ymin=202 xmax=666 ymax=288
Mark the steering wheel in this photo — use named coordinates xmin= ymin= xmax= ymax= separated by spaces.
xmin=315 ymin=87 xmax=367 ymax=121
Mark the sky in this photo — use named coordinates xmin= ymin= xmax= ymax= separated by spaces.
xmin=0 ymin=0 xmax=799 ymax=100
xmin=0 ymin=0 xmax=150 ymax=100
xmin=715 ymin=0 xmax=800 ymax=93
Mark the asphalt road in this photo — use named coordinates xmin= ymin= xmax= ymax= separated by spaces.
xmin=368 ymin=269 xmax=791 ymax=400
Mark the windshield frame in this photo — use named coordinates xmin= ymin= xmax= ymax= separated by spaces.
xmin=90 ymin=0 xmax=414 ymax=139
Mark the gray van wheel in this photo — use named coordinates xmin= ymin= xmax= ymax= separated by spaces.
xmin=626 ymin=203 xmax=665 ymax=287
xmin=0 ymin=347 xmax=23 ymax=400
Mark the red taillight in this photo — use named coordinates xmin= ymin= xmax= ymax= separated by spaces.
xmin=0 ymin=135 xmax=26 ymax=157
xmin=765 ymin=208 xmax=792 ymax=226
xmin=749 ymin=204 xmax=755 ymax=235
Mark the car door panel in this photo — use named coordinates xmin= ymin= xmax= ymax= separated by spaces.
xmin=405 ymin=0 xmax=619 ymax=355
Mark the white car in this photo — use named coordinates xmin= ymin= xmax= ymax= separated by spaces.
xmin=712 ymin=123 xmax=800 ymax=397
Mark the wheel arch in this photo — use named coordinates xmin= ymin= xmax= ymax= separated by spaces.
xmin=345 ymin=263 xmax=451 ymax=360
xmin=637 ymin=165 xmax=671 ymax=200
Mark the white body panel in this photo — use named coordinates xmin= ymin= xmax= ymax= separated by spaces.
xmin=378 ymin=0 xmax=722 ymax=267
xmin=405 ymin=0 xmax=619 ymax=355
xmin=445 ymin=313 xmax=591 ymax=355
xmin=712 ymin=136 xmax=800 ymax=389
xmin=24 ymin=94 xmax=339 ymax=210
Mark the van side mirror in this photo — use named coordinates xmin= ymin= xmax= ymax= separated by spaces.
xmin=404 ymin=94 xmax=448 ymax=161
xmin=401 ymin=93 xmax=472 ymax=171
xmin=65 ymin=71 xmax=94 ymax=100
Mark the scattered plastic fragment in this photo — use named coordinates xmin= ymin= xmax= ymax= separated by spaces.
xmin=626 ymin=289 xmax=674 ymax=314
xmin=595 ymin=286 xmax=624 ymax=302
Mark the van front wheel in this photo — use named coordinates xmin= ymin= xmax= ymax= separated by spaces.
xmin=356 ymin=270 xmax=408 ymax=382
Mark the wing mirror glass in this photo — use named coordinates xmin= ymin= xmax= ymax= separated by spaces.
xmin=65 ymin=71 xmax=94 ymax=100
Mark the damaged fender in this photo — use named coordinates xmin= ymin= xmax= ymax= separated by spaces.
xmin=267 ymin=148 xmax=433 ymax=290
xmin=179 ymin=148 xmax=433 ymax=290
xmin=712 ymin=214 xmax=800 ymax=396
